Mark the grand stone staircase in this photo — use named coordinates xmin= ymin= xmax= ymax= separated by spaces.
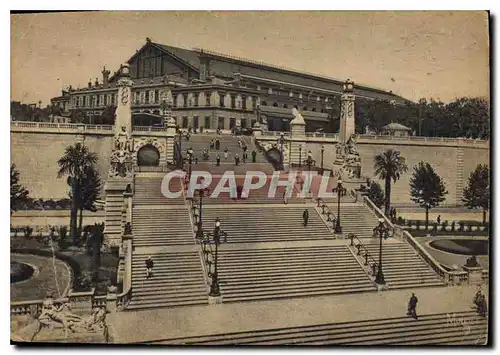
xmin=132 ymin=207 xmax=195 ymax=247
xmin=203 ymin=206 xmax=332 ymax=243
xmin=362 ymin=242 xmax=446 ymax=289
xmin=216 ymin=246 xmax=376 ymax=303
xmin=127 ymin=251 xmax=207 ymax=310
xmin=134 ymin=174 xmax=184 ymax=205
xmin=327 ymin=202 xmax=379 ymax=237
xmin=151 ymin=311 xmax=487 ymax=345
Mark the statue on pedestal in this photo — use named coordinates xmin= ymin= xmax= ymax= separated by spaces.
xmin=109 ymin=126 xmax=134 ymax=178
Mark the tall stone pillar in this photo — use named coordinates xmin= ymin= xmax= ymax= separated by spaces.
xmin=289 ymin=108 xmax=306 ymax=166
xmin=115 ymin=64 xmax=134 ymax=135
xmin=339 ymin=79 xmax=355 ymax=145
xmin=104 ymin=64 xmax=134 ymax=249
xmin=162 ymin=86 xmax=176 ymax=164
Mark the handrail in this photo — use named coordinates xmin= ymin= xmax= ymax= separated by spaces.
xmin=349 ymin=234 xmax=379 ymax=271
xmin=363 ymin=195 xmax=468 ymax=285
xmin=116 ymin=236 xmax=133 ymax=309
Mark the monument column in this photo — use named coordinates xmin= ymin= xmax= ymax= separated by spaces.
xmin=115 ymin=64 xmax=134 ymax=135
xmin=104 ymin=64 xmax=135 ymax=250
xmin=162 ymin=86 xmax=177 ymax=164
xmin=289 ymin=108 xmax=306 ymax=167
xmin=339 ymin=79 xmax=355 ymax=145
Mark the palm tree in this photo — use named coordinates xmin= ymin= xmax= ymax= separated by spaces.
xmin=57 ymin=143 xmax=98 ymax=244
xmin=74 ymin=165 xmax=102 ymax=238
xmin=373 ymin=149 xmax=408 ymax=216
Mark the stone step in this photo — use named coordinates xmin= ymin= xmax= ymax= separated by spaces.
xmin=152 ymin=312 xmax=486 ymax=345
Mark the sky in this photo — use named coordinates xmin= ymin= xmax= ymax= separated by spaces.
xmin=10 ymin=11 xmax=490 ymax=105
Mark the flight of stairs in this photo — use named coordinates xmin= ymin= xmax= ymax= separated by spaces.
xmin=362 ymin=242 xmax=445 ymax=289
xmin=328 ymin=203 xmax=379 ymax=238
xmin=216 ymin=246 xmax=376 ymax=303
xmin=203 ymin=206 xmax=332 ymax=243
xmin=132 ymin=207 xmax=195 ymax=247
xmin=152 ymin=311 xmax=487 ymax=345
xmin=127 ymin=252 xmax=207 ymax=310
xmin=189 ymin=162 xmax=275 ymax=176
xmin=134 ymin=174 xmax=185 ymax=205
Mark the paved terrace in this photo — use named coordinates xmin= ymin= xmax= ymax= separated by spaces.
xmin=107 ymin=284 xmax=486 ymax=343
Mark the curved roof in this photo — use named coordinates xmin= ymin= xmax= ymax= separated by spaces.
xmin=382 ymin=122 xmax=411 ymax=131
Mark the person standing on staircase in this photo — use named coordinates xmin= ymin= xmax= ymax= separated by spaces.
xmin=145 ymin=256 xmax=154 ymax=279
xmin=215 ymin=138 xmax=220 ymax=151
xmin=407 ymin=293 xmax=418 ymax=319
xmin=303 ymin=209 xmax=309 ymax=227
xmin=235 ymin=154 xmax=240 ymax=166
xmin=224 ymin=148 xmax=229 ymax=160
xmin=252 ymin=150 xmax=257 ymax=163
xmin=216 ymin=154 xmax=221 ymax=166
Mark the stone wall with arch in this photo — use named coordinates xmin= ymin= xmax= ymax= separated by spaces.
xmin=133 ymin=137 xmax=167 ymax=166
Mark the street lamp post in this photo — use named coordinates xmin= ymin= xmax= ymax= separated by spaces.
xmin=177 ymin=130 xmax=184 ymax=168
xmin=209 ymin=218 xmax=227 ymax=297
xmin=299 ymin=145 xmax=302 ymax=167
xmin=187 ymin=147 xmax=194 ymax=181
xmin=332 ymin=179 xmax=343 ymax=233
xmin=279 ymin=132 xmax=285 ymax=168
xmin=373 ymin=218 xmax=391 ymax=285
xmin=195 ymin=184 xmax=210 ymax=240
xmin=320 ymin=145 xmax=325 ymax=175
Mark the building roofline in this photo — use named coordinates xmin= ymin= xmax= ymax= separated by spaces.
xmin=194 ymin=47 xmax=405 ymax=100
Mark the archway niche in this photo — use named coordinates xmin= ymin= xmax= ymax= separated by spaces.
xmin=137 ymin=144 xmax=160 ymax=166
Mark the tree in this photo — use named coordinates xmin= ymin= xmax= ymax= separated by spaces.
xmin=463 ymin=164 xmax=490 ymax=223
xmin=10 ymin=164 xmax=30 ymax=214
xmin=90 ymin=222 xmax=105 ymax=281
xmin=410 ymin=161 xmax=448 ymax=230
xmin=373 ymin=149 xmax=408 ymax=216
xmin=57 ymin=143 xmax=98 ymax=244
xmin=73 ymin=165 xmax=102 ymax=238
xmin=366 ymin=181 xmax=385 ymax=209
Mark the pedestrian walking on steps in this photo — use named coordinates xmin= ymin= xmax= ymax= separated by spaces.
xmin=224 ymin=148 xmax=229 ymax=160
xmin=407 ymin=293 xmax=418 ymax=319
xmin=242 ymin=151 xmax=248 ymax=164
xmin=252 ymin=150 xmax=257 ymax=163
xmin=216 ymin=154 xmax=221 ymax=166
xmin=145 ymin=256 xmax=154 ymax=279
xmin=303 ymin=209 xmax=309 ymax=227
xmin=283 ymin=190 xmax=288 ymax=205
xmin=215 ymin=139 xmax=220 ymax=150
xmin=437 ymin=215 xmax=441 ymax=225
xmin=235 ymin=154 xmax=240 ymax=166
xmin=209 ymin=139 xmax=214 ymax=150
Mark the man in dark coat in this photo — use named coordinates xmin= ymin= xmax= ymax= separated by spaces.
xmin=252 ymin=150 xmax=257 ymax=163
xmin=145 ymin=256 xmax=154 ymax=279
xmin=215 ymin=139 xmax=220 ymax=150
xmin=235 ymin=154 xmax=240 ymax=166
xmin=303 ymin=209 xmax=309 ymax=227
xmin=407 ymin=293 xmax=418 ymax=319
xmin=216 ymin=154 xmax=221 ymax=166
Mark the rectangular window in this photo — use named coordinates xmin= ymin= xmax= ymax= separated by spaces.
xmin=183 ymin=94 xmax=188 ymax=108
xmin=104 ymin=95 xmax=108 ymax=106
xmin=204 ymin=116 xmax=211 ymax=129
xmin=218 ymin=117 xmax=225 ymax=129
xmin=154 ymin=90 xmax=159 ymax=103
xmin=242 ymin=96 xmax=247 ymax=110
xmin=182 ymin=116 xmax=188 ymax=128
xmin=241 ymin=119 xmax=248 ymax=129
xmin=193 ymin=116 xmax=199 ymax=128
xmin=194 ymin=94 xmax=199 ymax=107
xmin=229 ymin=118 xmax=236 ymax=130
xmin=145 ymin=91 xmax=149 ymax=104
xmin=219 ymin=93 xmax=225 ymax=107
xmin=206 ymin=92 xmax=211 ymax=106
xmin=231 ymin=95 xmax=236 ymax=108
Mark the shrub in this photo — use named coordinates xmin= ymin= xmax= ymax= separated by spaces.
xmin=24 ymin=226 xmax=33 ymax=239
xmin=76 ymin=271 xmax=93 ymax=291
xmin=458 ymin=221 xmax=465 ymax=232
xmin=397 ymin=216 xmax=405 ymax=225
xmin=407 ymin=220 xmax=413 ymax=228
xmin=432 ymin=223 xmax=438 ymax=232
xmin=441 ymin=221 xmax=448 ymax=231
